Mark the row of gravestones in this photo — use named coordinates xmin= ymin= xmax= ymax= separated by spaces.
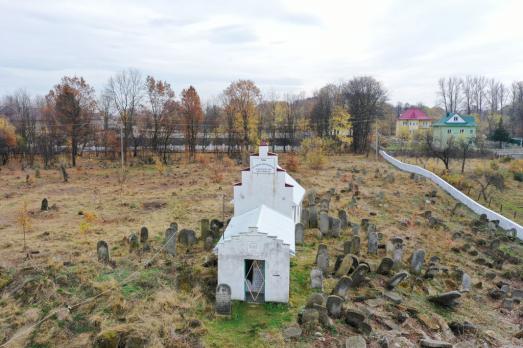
xmin=96 ymin=219 xmax=225 ymax=264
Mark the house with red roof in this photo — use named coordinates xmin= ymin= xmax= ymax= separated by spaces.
xmin=395 ymin=107 xmax=432 ymax=137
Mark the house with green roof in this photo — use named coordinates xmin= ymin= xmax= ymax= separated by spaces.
xmin=432 ymin=112 xmax=477 ymax=145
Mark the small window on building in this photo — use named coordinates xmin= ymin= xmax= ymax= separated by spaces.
xmin=447 ymin=129 xmax=451 ymax=134
xmin=460 ymin=129 xmax=464 ymax=133
xmin=453 ymin=116 xmax=458 ymax=121
xmin=470 ymin=129 xmax=473 ymax=134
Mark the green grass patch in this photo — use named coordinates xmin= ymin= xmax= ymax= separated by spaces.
xmin=204 ymin=301 xmax=293 ymax=348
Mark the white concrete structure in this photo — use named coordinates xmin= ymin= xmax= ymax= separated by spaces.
xmin=214 ymin=144 xmax=305 ymax=303
xmin=380 ymin=150 xmax=523 ymax=238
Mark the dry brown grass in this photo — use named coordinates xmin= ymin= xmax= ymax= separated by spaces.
xmin=0 ymin=153 xmax=522 ymax=347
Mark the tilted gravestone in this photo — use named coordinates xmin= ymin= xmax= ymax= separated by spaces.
xmin=310 ymin=268 xmax=323 ymax=290
xmin=335 ymin=254 xmax=357 ymax=277
xmin=215 ymin=284 xmax=232 ymax=316
xmin=301 ymin=208 xmax=310 ymax=228
xmin=351 ymin=236 xmax=361 ymax=255
xmin=377 ymin=257 xmax=394 ymax=275
xmin=178 ymin=229 xmax=197 ymax=248
xmin=350 ymin=263 xmax=370 ymax=288
xmin=205 ymin=236 xmax=214 ymax=251
xmin=97 ymin=240 xmax=110 ymax=263
xmin=165 ymin=223 xmax=178 ymax=256
xmin=386 ymin=271 xmax=409 ymax=290
xmin=391 ymin=237 xmax=404 ymax=267
xmin=295 ymin=223 xmax=305 ymax=245
xmin=332 ymin=276 xmax=352 ymax=298
xmin=315 ymin=244 xmax=329 ymax=274
xmin=41 ymin=198 xmax=49 ymax=211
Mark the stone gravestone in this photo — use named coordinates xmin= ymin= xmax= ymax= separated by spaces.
xmin=210 ymin=219 xmax=224 ymax=239
xmin=343 ymin=240 xmax=352 ymax=255
xmin=308 ymin=206 xmax=318 ymax=229
xmin=367 ymin=231 xmax=378 ymax=255
xmin=295 ymin=223 xmax=305 ymax=245
xmin=350 ymin=264 xmax=370 ymax=288
xmin=316 ymin=244 xmax=329 ymax=274
xmin=386 ymin=271 xmax=409 ymax=290
xmin=178 ymin=229 xmax=197 ymax=248
xmin=140 ymin=226 xmax=149 ymax=243
xmin=326 ymin=295 xmax=344 ymax=318
xmin=41 ymin=198 xmax=49 ymax=211
xmin=320 ymin=199 xmax=330 ymax=212
xmin=310 ymin=268 xmax=323 ymax=290
xmin=201 ymin=219 xmax=210 ymax=240
xmin=377 ymin=257 xmax=394 ymax=275
xmin=352 ymin=224 xmax=360 ymax=236
xmin=461 ymin=273 xmax=471 ymax=292
xmin=128 ymin=233 xmax=139 ymax=251
xmin=165 ymin=223 xmax=178 ymax=256
xmin=332 ymin=276 xmax=352 ymax=298
xmin=351 ymin=236 xmax=361 ymax=255
xmin=97 ymin=240 xmax=110 ymax=263
xmin=319 ymin=212 xmax=330 ymax=237
xmin=391 ymin=237 xmax=404 ymax=267
xmin=338 ymin=210 xmax=349 ymax=229
xmin=410 ymin=249 xmax=426 ymax=274
xmin=330 ymin=218 xmax=341 ymax=238
xmin=215 ymin=284 xmax=232 ymax=316
xmin=301 ymin=208 xmax=310 ymax=228
xmin=361 ymin=219 xmax=369 ymax=232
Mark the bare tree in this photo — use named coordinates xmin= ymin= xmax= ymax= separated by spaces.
xmin=462 ymin=76 xmax=474 ymax=114
xmin=472 ymin=76 xmax=487 ymax=116
xmin=438 ymin=77 xmax=462 ymax=114
xmin=105 ymin=68 xmax=143 ymax=163
xmin=342 ymin=76 xmax=387 ymax=153
xmin=423 ymin=132 xmax=456 ymax=171
xmin=145 ymin=76 xmax=175 ymax=153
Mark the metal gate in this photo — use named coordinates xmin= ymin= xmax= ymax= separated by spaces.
xmin=244 ymin=259 xmax=265 ymax=303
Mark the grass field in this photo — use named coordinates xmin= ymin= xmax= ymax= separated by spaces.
xmin=1 ymin=152 xmax=523 ymax=347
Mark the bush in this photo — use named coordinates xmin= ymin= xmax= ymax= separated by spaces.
xmin=500 ymin=156 xmax=512 ymax=163
xmin=509 ymin=160 xmax=523 ymax=182
xmin=514 ymin=172 xmax=523 ymax=182
xmin=300 ymin=137 xmax=327 ymax=169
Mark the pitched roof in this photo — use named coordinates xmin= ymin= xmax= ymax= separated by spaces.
xmin=398 ymin=107 xmax=431 ymax=121
xmin=433 ymin=113 xmax=477 ymax=127
xmin=216 ymin=204 xmax=296 ymax=254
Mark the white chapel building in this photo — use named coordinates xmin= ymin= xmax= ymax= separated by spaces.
xmin=214 ymin=142 xmax=305 ymax=303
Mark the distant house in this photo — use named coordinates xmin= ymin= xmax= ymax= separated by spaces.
xmin=395 ymin=107 xmax=432 ymax=137
xmin=432 ymin=113 xmax=477 ymax=145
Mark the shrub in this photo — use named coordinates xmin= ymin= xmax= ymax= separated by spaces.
xmin=154 ymin=156 xmax=166 ymax=175
xmin=195 ymin=153 xmax=210 ymax=166
xmin=514 ymin=172 xmax=523 ymax=182
xmin=300 ymin=137 xmax=327 ymax=169
xmin=500 ymin=156 xmax=512 ymax=163
xmin=509 ymin=159 xmax=523 ymax=176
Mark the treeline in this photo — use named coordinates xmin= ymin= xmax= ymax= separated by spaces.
xmin=0 ymin=71 xmax=388 ymax=167
xmin=437 ymin=76 xmax=523 ymax=135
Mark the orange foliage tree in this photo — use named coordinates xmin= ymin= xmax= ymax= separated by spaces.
xmin=180 ymin=86 xmax=203 ymax=161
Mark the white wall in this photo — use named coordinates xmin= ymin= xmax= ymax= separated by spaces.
xmin=380 ymin=150 xmax=523 ymax=238
xmin=217 ymin=233 xmax=290 ymax=303
xmin=234 ymin=170 xmax=294 ymax=219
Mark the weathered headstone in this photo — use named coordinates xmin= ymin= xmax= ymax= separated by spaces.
xmin=428 ymin=291 xmax=461 ymax=307
xmin=319 ymin=212 xmax=330 ymax=237
xmin=335 ymin=254 xmax=357 ymax=277
xmin=178 ymin=229 xmax=197 ymax=248
xmin=410 ymin=249 xmax=426 ymax=274
xmin=215 ymin=284 xmax=232 ymax=316
xmin=128 ymin=233 xmax=139 ymax=251
xmin=41 ymin=198 xmax=49 ymax=211
xmin=165 ymin=223 xmax=178 ymax=256
xmin=351 ymin=236 xmax=361 ymax=255
xmin=310 ymin=268 xmax=323 ymax=290
xmin=210 ymin=219 xmax=224 ymax=238
xmin=320 ymin=199 xmax=330 ymax=212
xmin=332 ymin=276 xmax=352 ymax=298
xmin=361 ymin=219 xmax=369 ymax=232
xmin=326 ymin=295 xmax=344 ymax=318
xmin=330 ymin=218 xmax=341 ymax=238
xmin=350 ymin=263 xmax=370 ymax=288
xmin=377 ymin=257 xmax=394 ymax=275
xmin=461 ymin=273 xmax=471 ymax=292
xmin=308 ymin=206 xmax=318 ymax=229
xmin=140 ymin=226 xmax=149 ymax=243
xmin=338 ymin=210 xmax=349 ymax=229
xmin=352 ymin=224 xmax=360 ymax=236
xmin=368 ymin=231 xmax=378 ymax=255
xmin=386 ymin=271 xmax=409 ymax=290
xmin=391 ymin=237 xmax=404 ymax=267
xmin=97 ymin=240 xmax=110 ymax=263
xmin=301 ymin=207 xmax=310 ymax=228
xmin=316 ymin=244 xmax=329 ymax=274
xmin=295 ymin=223 xmax=305 ymax=245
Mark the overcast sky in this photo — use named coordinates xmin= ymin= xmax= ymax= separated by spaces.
xmin=1 ymin=0 xmax=522 ymax=106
